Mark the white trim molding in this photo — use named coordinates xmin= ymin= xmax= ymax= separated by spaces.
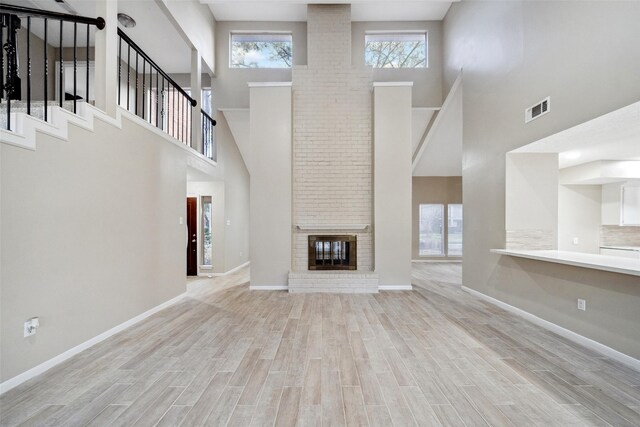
xmin=247 ymin=82 xmax=292 ymax=87
xmin=295 ymin=224 xmax=369 ymax=231
xmin=412 ymin=259 xmax=462 ymax=263
xmin=379 ymin=285 xmax=413 ymax=291
xmin=461 ymin=286 xmax=640 ymax=371
xmin=0 ymin=292 xmax=187 ymax=395
xmin=372 ymin=81 xmax=414 ymax=87
xmin=212 ymin=261 xmax=250 ymax=277
xmin=250 ymin=285 xmax=289 ymax=291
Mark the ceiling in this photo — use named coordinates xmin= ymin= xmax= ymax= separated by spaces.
xmin=201 ymin=0 xmax=455 ymax=22
xmin=512 ymin=101 xmax=640 ymax=169
xmin=9 ymin=0 xmax=192 ymax=74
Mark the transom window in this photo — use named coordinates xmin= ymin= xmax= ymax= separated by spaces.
xmin=230 ymin=33 xmax=292 ymax=68
xmin=365 ymin=32 xmax=427 ymax=68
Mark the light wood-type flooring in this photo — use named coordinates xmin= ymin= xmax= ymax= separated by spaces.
xmin=2 ymin=263 xmax=640 ymax=426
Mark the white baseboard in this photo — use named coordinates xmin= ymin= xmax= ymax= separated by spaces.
xmin=461 ymin=286 xmax=640 ymax=371
xmin=0 ymin=292 xmax=187 ymax=395
xmin=210 ymin=261 xmax=250 ymax=277
xmin=412 ymin=259 xmax=462 ymax=263
xmin=249 ymin=285 xmax=288 ymax=291
xmin=379 ymin=285 xmax=413 ymax=291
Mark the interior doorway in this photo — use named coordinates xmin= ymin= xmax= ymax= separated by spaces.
xmin=186 ymin=197 xmax=198 ymax=276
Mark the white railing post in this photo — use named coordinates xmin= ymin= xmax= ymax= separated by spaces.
xmin=190 ymin=49 xmax=203 ymax=153
xmin=94 ymin=0 xmax=117 ymax=117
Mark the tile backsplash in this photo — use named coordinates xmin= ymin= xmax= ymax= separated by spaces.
xmin=600 ymin=225 xmax=640 ymax=247
xmin=506 ymin=229 xmax=555 ymax=250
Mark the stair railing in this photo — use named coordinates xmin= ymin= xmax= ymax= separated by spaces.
xmin=201 ymin=108 xmax=216 ymax=161
xmin=117 ymin=28 xmax=196 ymax=147
xmin=0 ymin=5 xmax=105 ymax=131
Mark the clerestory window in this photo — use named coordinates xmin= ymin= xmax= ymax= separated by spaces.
xmin=230 ymin=33 xmax=293 ymax=68
xmin=365 ymin=32 xmax=427 ymax=68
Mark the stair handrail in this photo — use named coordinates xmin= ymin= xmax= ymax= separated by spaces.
xmin=117 ymin=28 xmax=196 ymax=107
xmin=1 ymin=4 xmax=105 ymax=130
xmin=0 ymin=5 xmax=105 ymax=29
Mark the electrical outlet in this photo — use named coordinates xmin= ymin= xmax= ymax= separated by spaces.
xmin=577 ymin=299 xmax=586 ymax=311
xmin=24 ymin=317 xmax=40 ymax=337
xmin=572 ymin=237 xmax=579 ymax=245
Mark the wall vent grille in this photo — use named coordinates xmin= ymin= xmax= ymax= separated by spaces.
xmin=525 ymin=97 xmax=550 ymax=123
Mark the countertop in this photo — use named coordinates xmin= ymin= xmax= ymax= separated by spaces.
xmin=491 ymin=249 xmax=640 ymax=277
xmin=600 ymin=245 xmax=640 ymax=252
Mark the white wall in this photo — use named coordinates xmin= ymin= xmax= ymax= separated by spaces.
xmin=158 ymin=0 xmax=216 ymax=73
xmin=218 ymin=113 xmax=251 ymax=271
xmin=0 ymin=112 xmax=191 ymax=382
xmin=558 ymin=185 xmax=602 ymax=253
xmin=352 ymin=21 xmax=443 ymax=107
xmin=602 ymin=182 xmax=623 ymax=225
xmin=443 ymin=0 xmax=640 ymax=359
xmin=505 ymin=153 xmax=558 ymax=249
xmin=374 ymin=85 xmax=413 ymax=286
xmin=249 ymin=85 xmax=292 ymax=287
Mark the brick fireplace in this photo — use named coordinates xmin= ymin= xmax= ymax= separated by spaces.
xmin=308 ymin=235 xmax=357 ymax=271
xmin=250 ymin=3 xmax=412 ymax=293
xmin=291 ymin=4 xmax=374 ymax=275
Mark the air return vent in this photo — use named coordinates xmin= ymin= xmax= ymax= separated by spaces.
xmin=525 ymin=97 xmax=550 ymax=123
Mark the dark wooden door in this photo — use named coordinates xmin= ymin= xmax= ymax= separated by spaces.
xmin=186 ymin=197 xmax=198 ymax=276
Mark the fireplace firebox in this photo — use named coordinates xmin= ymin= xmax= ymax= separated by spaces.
xmin=308 ymin=235 xmax=357 ymax=270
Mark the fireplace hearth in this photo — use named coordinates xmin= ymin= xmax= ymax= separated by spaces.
xmin=308 ymin=235 xmax=357 ymax=270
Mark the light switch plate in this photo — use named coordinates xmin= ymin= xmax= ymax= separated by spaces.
xmin=577 ymin=299 xmax=586 ymax=311
xmin=572 ymin=237 xmax=579 ymax=245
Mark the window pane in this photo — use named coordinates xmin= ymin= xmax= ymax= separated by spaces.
xmin=365 ymin=32 xmax=427 ymax=68
xmin=419 ymin=204 xmax=444 ymax=256
xmin=202 ymin=89 xmax=212 ymax=116
xmin=202 ymin=196 xmax=212 ymax=266
xmin=448 ymin=204 xmax=463 ymax=256
xmin=231 ymin=33 xmax=292 ymax=68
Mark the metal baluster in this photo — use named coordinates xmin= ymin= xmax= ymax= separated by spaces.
xmin=59 ymin=20 xmax=63 ymax=107
xmin=155 ymin=69 xmax=158 ymax=127
xmin=141 ymin=59 xmax=145 ymax=121
xmin=117 ymin=35 xmax=121 ymax=106
xmin=73 ymin=22 xmax=77 ymax=113
xmin=5 ymin=20 xmax=9 ymax=131
xmin=171 ymin=89 xmax=175 ymax=139
xmin=126 ymin=43 xmax=130 ymax=110
xmin=202 ymin=112 xmax=205 ymax=156
xmin=134 ymin=51 xmax=138 ymax=116
xmin=158 ymin=74 xmax=165 ymax=130
xmin=27 ymin=17 xmax=31 ymax=116
xmin=44 ymin=18 xmax=48 ymax=121
xmin=1 ymin=21 xmax=4 ymax=102
xmin=86 ymin=24 xmax=89 ymax=103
